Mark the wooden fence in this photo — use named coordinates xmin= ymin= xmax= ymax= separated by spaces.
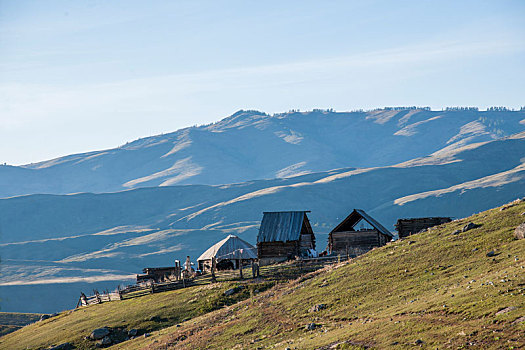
xmin=76 ymin=256 xmax=342 ymax=308
xmin=77 ymin=290 xmax=122 ymax=307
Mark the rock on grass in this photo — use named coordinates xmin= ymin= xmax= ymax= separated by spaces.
xmin=514 ymin=223 xmax=525 ymax=239
xmin=90 ymin=327 xmax=110 ymax=340
xmin=96 ymin=336 xmax=111 ymax=347
xmin=308 ymin=304 xmax=327 ymax=313
xmin=305 ymin=323 xmax=319 ymax=331
xmin=462 ymin=222 xmax=480 ymax=232
xmin=495 ymin=306 xmax=517 ymax=316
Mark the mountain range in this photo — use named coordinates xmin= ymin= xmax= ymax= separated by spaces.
xmin=1 ymin=108 xmax=525 ymax=313
xmin=1 ymin=108 xmax=524 ymax=198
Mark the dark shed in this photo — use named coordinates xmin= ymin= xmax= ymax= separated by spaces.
xmin=136 ymin=267 xmax=179 ymax=284
xmin=395 ymin=217 xmax=452 ymax=238
xmin=257 ymin=211 xmax=315 ymax=264
xmin=328 ymin=209 xmax=393 ymax=257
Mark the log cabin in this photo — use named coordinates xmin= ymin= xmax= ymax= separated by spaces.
xmin=257 ymin=211 xmax=316 ymax=264
xmin=395 ymin=217 xmax=452 ymax=238
xmin=328 ymin=209 xmax=393 ymax=257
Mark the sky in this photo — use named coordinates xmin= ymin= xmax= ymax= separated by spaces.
xmin=1 ymin=0 xmax=524 ymax=165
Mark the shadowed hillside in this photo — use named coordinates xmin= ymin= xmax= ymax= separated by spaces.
xmin=0 ymin=313 xmax=41 ymax=337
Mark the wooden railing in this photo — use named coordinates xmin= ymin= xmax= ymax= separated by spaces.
xmin=76 ymin=256 xmax=343 ymax=308
xmin=77 ymin=290 xmax=122 ymax=307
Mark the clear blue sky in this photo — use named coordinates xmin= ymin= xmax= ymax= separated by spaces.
xmin=1 ymin=0 xmax=524 ymax=165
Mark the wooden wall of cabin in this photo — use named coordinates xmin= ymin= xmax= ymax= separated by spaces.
xmin=138 ymin=267 xmax=179 ymax=283
xmin=300 ymin=216 xmax=316 ymax=252
xmin=396 ymin=217 xmax=451 ymax=238
xmin=257 ymin=241 xmax=299 ymax=259
xmin=378 ymin=232 xmax=391 ymax=246
xmin=299 ymin=233 xmax=315 ymax=255
xmin=329 ymin=229 xmax=384 ymax=256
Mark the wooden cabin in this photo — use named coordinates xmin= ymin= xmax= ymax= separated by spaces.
xmin=257 ymin=211 xmax=316 ymax=264
xmin=395 ymin=217 xmax=452 ymax=238
xmin=197 ymin=234 xmax=257 ymax=272
xmin=328 ymin=209 xmax=393 ymax=257
xmin=136 ymin=265 xmax=181 ymax=284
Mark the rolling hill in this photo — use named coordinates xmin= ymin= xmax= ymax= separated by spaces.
xmin=1 ymin=132 xmax=524 ymax=313
xmin=1 ymin=108 xmax=524 ymax=198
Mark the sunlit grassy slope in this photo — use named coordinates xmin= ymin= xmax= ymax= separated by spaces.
xmin=0 ymin=281 xmax=273 ymax=350
xmin=2 ymin=200 xmax=524 ymax=349
xmin=135 ymin=200 xmax=525 ymax=350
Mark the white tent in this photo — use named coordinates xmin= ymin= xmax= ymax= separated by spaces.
xmin=197 ymin=234 xmax=257 ymax=263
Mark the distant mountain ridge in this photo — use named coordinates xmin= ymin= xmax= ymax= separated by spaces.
xmin=1 ymin=108 xmax=524 ymax=198
xmin=1 ymin=132 xmax=525 ymax=312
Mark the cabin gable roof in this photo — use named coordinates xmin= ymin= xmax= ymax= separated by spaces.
xmin=331 ymin=209 xmax=393 ymax=238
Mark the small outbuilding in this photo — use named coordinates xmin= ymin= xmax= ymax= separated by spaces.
xmin=328 ymin=209 xmax=393 ymax=257
xmin=257 ymin=211 xmax=316 ymax=264
xmin=197 ymin=234 xmax=257 ymax=272
xmin=136 ymin=266 xmax=180 ymax=284
xmin=395 ymin=217 xmax=452 ymax=238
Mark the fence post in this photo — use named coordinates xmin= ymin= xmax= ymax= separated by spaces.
xmin=211 ymin=257 xmax=217 ymax=282
xmin=175 ymin=260 xmax=180 ymax=281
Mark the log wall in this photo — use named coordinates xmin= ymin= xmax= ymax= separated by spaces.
xmin=299 ymin=233 xmax=315 ymax=255
xmin=258 ymin=241 xmax=299 ymax=260
xmin=396 ymin=217 xmax=451 ymax=238
xmin=329 ymin=229 xmax=383 ymax=256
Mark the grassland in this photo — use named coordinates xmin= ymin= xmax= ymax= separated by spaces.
xmin=0 ymin=312 xmax=41 ymax=337
xmin=0 ymin=281 xmax=273 ymax=350
xmin=134 ymin=200 xmax=525 ymax=349
xmin=1 ymin=200 xmax=524 ymax=349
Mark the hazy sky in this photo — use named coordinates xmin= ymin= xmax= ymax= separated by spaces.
xmin=1 ymin=1 xmax=524 ymax=165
